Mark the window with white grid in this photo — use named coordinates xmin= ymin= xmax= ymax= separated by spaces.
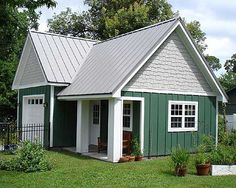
xmin=168 ymin=101 xmax=198 ymax=132
xmin=123 ymin=101 xmax=133 ymax=131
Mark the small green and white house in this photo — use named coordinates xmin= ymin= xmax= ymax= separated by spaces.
xmin=12 ymin=17 xmax=227 ymax=162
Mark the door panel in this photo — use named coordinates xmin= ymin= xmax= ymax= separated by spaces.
xmin=89 ymin=101 xmax=100 ymax=145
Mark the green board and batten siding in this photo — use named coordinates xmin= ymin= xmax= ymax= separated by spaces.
xmin=122 ymin=91 xmax=216 ymax=156
xmin=18 ymin=86 xmax=51 ymax=147
xmin=53 ymin=87 xmax=77 ymax=147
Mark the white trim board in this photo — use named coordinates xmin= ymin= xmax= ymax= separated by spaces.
xmin=168 ymin=100 xmax=198 ymax=132
xmin=58 ymin=94 xmax=112 ymax=101
xmin=49 ymin=86 xmax=54 ymax=147
xmin=122 ymin=88 xmax=217 ymax=97
xmin=121 ymin=96 xmax=145 ymax=154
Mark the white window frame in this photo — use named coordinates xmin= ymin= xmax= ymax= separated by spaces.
xmin=123 ymin=101 xmax=133 ymax=132
xmin=92 ymin=103 xmax=100 ymax=125
xmin=168 ymin=101 xmax=198 ymax=132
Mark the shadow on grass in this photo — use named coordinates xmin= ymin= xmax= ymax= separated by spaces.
xmin=48 ymin=148 xmax=110 ymax=164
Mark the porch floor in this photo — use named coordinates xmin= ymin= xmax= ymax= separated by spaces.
xmin=63 ymin=147 xmax=108 ymax=162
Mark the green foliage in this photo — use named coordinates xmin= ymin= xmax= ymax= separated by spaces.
xmin=185 ymin=20 xmax=207 ymax=52
xmin=131 ymin=137 xmax=142 ymax=156
xmin=0 ymin=60 xmax=18 ymax=121
xmin=195 ymin=152 xmax=210 ymax=165
xmin=224 ymin=53 xmax=236 ymax=73
xmin=205 ymin=55 xmax=221 ymax=71
xmin=210 ymin=144 xmax=236 ymax=165
xmin=48 ymin=8 xmax=94 ymax=39
xmin=0 ymin=141 xmax=51 ymax=172
xmin=219 ymin=72 xmax=236 ymax=91
xmin=171 ymin=145 xmax=190 ymax=168
xmin=219 ymin=53 xmax=236 ymax=91
xmin=49 ymin=0 xmax=173 ymax=40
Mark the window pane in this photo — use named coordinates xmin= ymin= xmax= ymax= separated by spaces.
xmin=123 ymin=116 xmax=130 ymax=128
xmin=93 ymin=104 xmax=99 ymax=124
xmin=171 ymin=117 xmax=182 ymax=128
xmin=171 ymin=104 xmax=182 ymax=115
xmin=123 ymin=104 xmax=131 ymax=115
xmin=185 ymin=117 xmax=195 ymax=128
xmin=185 ymin=105 xmax=196 ymax=115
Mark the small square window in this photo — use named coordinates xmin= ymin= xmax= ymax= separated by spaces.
xmin=39 ymin=99 xmax=43 ymax=104
xmin=31 ymin=99 xmax=34 ymax=104
xmin=35 ymin=99 xmax=38 ymax=104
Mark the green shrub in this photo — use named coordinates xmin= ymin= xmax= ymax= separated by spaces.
xmin=171 ymin=145 xmax=190 ymax=168
xmin=0 ymin=141 xmax=51 ymax=172
xmin=210 ymin=144 xmax=236 ymax=165
xmin=195 ymin=152 xmax=210 ymax=165
xmin=220 ymin=131 xmax=236 ymax=147
xmin=131 ymin=138 xmax=142 ymax=156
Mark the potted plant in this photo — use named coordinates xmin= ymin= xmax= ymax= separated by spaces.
xmin=131 ymin=138 xmax=143 ymax=161
xmin=171 ymin=146 xmax=190 ymax=176
xmin=128 ymin=153 xmax=135 ymax=162
xmin=195 ymin=152 xmax=210 ymax=175
xmin=119 ymin=156 xmax=129 ymax=163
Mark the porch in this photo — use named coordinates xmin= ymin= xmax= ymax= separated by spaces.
xmin=75 ymin=97 xmax=144 ymax=162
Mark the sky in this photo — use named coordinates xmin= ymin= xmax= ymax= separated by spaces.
xmin=38 ymin=0 xmax=236 ymax=76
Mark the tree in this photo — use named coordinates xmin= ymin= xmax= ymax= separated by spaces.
xmin=186 ymin=20 xmax=207 ymax=52
xmin=205 ymin=55 xmax=221 ymax=72
xmin=219 ymin=72 xmax=236 ymax=91
xmin=224 ymin=53 xmax=236 ymax=73
xmin=0 ymin=0 xmax=57 ymax=121
xmin=219 ymin=53 xmax=236 ymax=91
xmin=48 ymin=8 xmax=95 ymax=38
xmin=49 ymin=0 xmax=173 ymax=40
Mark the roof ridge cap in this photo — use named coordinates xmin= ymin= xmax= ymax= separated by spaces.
xmin=95 ymin=17 xmax=179 ymax=45
xmin=29 ymin=30 xmax=99 ymax=43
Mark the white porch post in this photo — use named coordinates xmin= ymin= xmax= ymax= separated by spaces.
xmin=76 ymin=100 xmax=89 ymax=153
xmin=107 ymin=98 xmax=123 ymax=162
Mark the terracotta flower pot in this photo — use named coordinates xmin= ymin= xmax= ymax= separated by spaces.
xmin=118 ymin=156 xmax=129 ymax=163
xmin=135 ymin=156 xmax=143 ymax=161
xmin=128 ymin=156 xmax=135 ymax=162
xmin=196 ymin=164 xmax=210 ymax=176
xmin=175 ymin=166 xmax=187 ymax=176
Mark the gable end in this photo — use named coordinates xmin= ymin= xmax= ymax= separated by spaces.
xmin=12 ymin=36 xmax=47 ymax=89
xmin=123 ymin=31 xmax=214 ymax=96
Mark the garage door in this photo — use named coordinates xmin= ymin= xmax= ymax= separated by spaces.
xmin=22 ymin=95 xmax=44 ymax=145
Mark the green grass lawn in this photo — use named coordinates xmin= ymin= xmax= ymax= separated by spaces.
xmin=0 ymin=150 xmax=236 ymax=188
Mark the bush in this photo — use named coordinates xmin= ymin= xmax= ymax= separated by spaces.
xmin=131 ymin=138 xmax=142 ymax=156
xmin=0 ymin=141 xmax=51 ymax=172
xmin=171 ymin=145 xmax=190 ymax=168
xmin=210 ymin=144 xmax=236 ymax=165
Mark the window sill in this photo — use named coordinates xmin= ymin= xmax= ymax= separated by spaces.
xmin=168 ymin=128 xmax=198 ymax=132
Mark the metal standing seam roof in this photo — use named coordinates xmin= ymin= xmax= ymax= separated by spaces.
xmin=30 ymin=31 xmax=97 ymax=84
xmin=58 ymin=18 xmax=178 ymax=96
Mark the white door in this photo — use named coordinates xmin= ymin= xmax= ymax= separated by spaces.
xmin=89 ymin=101 xmax=100 ymax=145
xmin=22 ymin=95 xmax=44 ymax=145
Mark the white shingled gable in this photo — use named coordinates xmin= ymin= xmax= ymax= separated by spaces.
xmin=12 ymin=36 xmax=47 ymax=89
xmin=124 ymin=31 xmax=213 ymax=95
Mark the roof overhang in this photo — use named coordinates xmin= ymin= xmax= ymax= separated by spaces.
xmin=57 ymin=93 xmax=112 ymax=101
